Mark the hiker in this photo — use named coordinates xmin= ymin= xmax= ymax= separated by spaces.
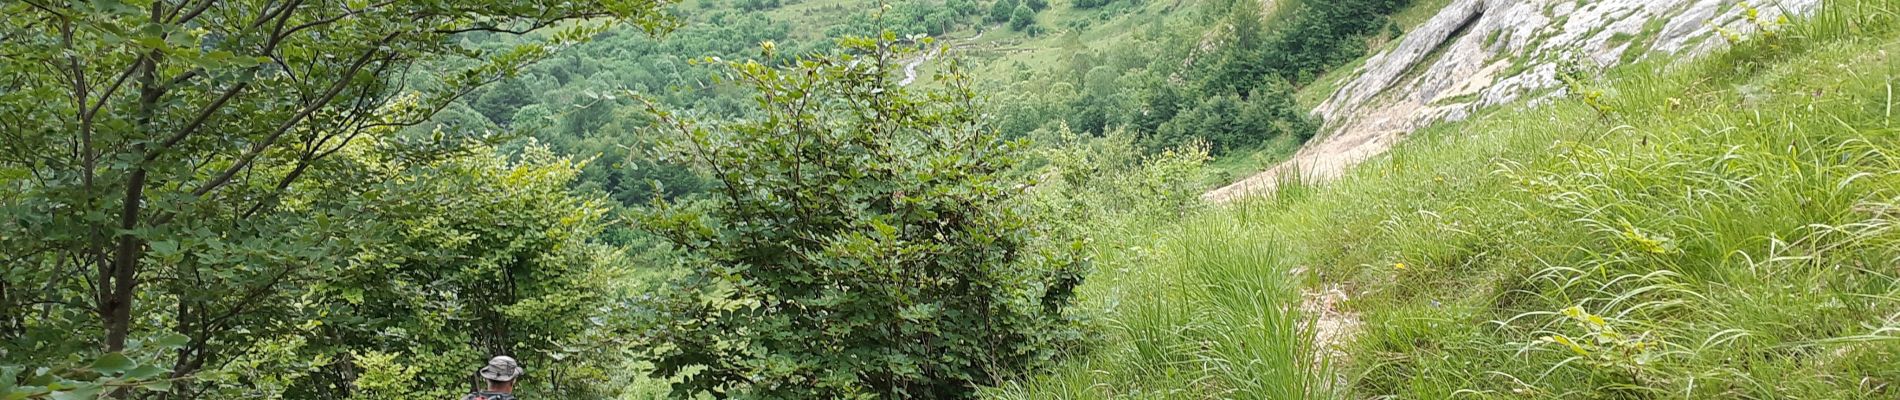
xmin=462 ymin=356 xmax=523 ymax=400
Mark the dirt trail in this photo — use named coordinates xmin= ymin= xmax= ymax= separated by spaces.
xmin=1201 ymin=70 xmax=1471 ymax=203
xmin=899 ymin=50 xmax=933 ymax=86
xmin=898 ymin=31 xmax=985 ymax=87
xmin=1200 ymin=124 xmax=1402 ymax=203
xmin=1306 ymin=284 xmax=1360 ymax=382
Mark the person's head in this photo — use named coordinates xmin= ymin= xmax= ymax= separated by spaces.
xmin=479 ymin=355 xmax=524 ymax=392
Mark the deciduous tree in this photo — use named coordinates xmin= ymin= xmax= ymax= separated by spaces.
xmin=0 ymin=0 xmax=669 ymax=398
xmin=990 ymin=0 xmax=1020 ymax=23
xmin=632 ymin=36 xmax=1087 ymax=399
xmin=1010 ymin=4 xmax=1037 ymax=31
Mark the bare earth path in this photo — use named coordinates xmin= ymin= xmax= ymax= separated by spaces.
xmin=899 ymin=49 xmax=932 ymax=86
xmin=898 ymin=31 xmax=985 ymax=87
xmin=1200 ymin=118 xmax=1405 ymax=203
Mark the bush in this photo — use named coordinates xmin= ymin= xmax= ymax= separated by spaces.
xmin=1009 ymin=3 xmax=1037 ymax=31
xmin=736 ymin=0 xmax=782 ymax=11
xmin=948 ymin=0 xmax=980 ymax=16
xmin=989 ymin=0 xmax=1018 ymax=23
xmin=632 ymin=36 xmax=1088 ymax=399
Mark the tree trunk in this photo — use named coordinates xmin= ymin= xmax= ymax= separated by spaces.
xmin=104 ymin=43 xmax=164 ymax=353
xmin=103 ymin=167 xmax=146 ymax=352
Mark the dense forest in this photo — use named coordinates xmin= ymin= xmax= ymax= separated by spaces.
xmin=11 ymin=0 xmax=1900 ymax=399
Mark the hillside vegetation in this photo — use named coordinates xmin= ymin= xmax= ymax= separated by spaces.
xmin=994 ymin=1 xmax=1900 ymax=398
xmin=7 ymin=0 xmax=1900 ymax=399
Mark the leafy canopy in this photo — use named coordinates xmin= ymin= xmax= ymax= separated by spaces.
xmin=1 ymin=0 xmax=668 ymax=398
xmin=631 ymin=35 xmax=1089 ymax=399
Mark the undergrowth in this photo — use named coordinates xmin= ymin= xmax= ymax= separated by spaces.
xmin=991 ymin=0 xmax=1900 ymax=398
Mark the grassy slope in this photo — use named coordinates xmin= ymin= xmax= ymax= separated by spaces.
xmin=1205 ymin=134 xmax=1302 ymax=186
xmin=946 ymin=0 xmax=1194 ymax=82
xmin=994 ymin=1 xmax=1900 ymax=398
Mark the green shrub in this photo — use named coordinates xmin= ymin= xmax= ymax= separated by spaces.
xmin=1010 ymin=4 xmax=1038 ymax=31
xmin=631 ymin=36 xmax=1088 ymax=399
xmin=989 ymin=0 xmax=1019 ymax=23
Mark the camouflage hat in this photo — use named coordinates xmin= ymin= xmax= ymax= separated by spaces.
xmin=479 ymin=356 xmax=523 ymax=382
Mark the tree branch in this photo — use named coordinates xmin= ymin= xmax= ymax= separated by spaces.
xmin=168 ymin=0 xmax=219 ymax=24
xmin=146 ymin=82 xmax=247 ymax=162
xmin=189 ymin=32 xmax=398 ymax=198
xmin=278 ymin=0 xmax=398 ymax=38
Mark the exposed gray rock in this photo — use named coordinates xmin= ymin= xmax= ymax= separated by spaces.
xmin=1318 ymin=0 xmax=1492 ymax=119
xmin=1206 ymin=0 xmax=1820 ymax=202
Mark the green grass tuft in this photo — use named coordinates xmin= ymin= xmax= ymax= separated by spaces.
xmin=985 ymin=206 xmax=1326 ymax=399
xmin=1205 ymin=134 xmax=1302 ymax=187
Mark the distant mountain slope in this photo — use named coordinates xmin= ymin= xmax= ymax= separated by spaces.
xmin=1207 ymin=0 xmax=1819 ymax=201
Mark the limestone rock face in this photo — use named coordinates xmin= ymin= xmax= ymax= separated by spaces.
xmin=1206 ymin=0 xmax=1819 ymax=202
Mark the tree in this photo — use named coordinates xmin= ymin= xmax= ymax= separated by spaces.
xmin=509 ymin=104 xmax=558 ymax=134
xmin=1247 ymin=0 xmax=1409 ymax=84
xmin=473 ymin=78 xmax=536 ymax=126
xmin=632 ymin=37 xmax=1087 ymax=399
xmin=948 ymin=0 xmax=981 ymax=16
xmin=0 ymin=0 xmax=669 ymax=397
xmin=1066 ymin=66 xmax=1126 ymax=133
xmin=1196 ymin=0 xmax=1269 ymax=97
xmin=1129 ymin=71 xmax=1184 ymax=133
xmin=1010 ymin=3 xmax=1038 ymax=31
xmin=1149 ymin=83 xmax=1313 ymax=154
xmin=1024 ymin=0 xmax=1049 ymax=12
xmin=924 ymin=8 xmax=959 ymax=35
xmin=989 ymin=0 xmax=1020 ymax=23
xmin=282 ymin=146 xmax=621 ymax=399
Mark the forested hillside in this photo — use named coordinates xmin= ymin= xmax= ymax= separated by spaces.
xmin=429 ymin=0 xmax=1414 ymax=211
xmin=7 ymin=0 xmax=1898 ymax=399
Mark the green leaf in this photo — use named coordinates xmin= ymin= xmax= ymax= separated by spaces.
xmin=47 ymin=383 xmax=101 ymax=400
xmin=131 ymin=37 xmax=167 ymax=51
xmin=89 ymin=0 xmax=139 ymax=15
xmin=139 ymin=380 xmax=172 ymax=392
xmin=122 ymin=365 xmax=167 ymax=380
xmin=151 ymin=333 xmax=190 ymax=349
xmin=148 ymin=240 xmax=179 ymax=257
xmin=0 ymin=367 xmax=16 ymax=396
xmin=89 ymin=353 xmax=134 ymax=375
xmin=25 ymin=369 xmax=54 ymax=386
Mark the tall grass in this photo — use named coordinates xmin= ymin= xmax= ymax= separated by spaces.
xmin=993 ymin=0 xmax=1900 ymax=398
xmin=986 ymin=206 xmax=1324 ymax=399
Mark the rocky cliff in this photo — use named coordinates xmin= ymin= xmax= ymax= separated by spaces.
xmin=1206 ymin=0 xmax=1820 ymax=202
